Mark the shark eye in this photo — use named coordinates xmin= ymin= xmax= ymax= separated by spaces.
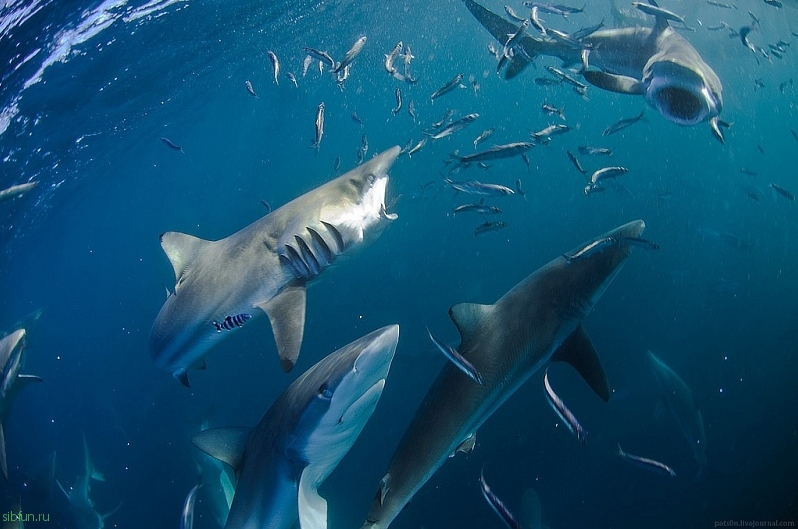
xmin=318 ymin=383 xmax=333 ymax=400
xmin=366 ymin=173 xmax=375 ymax=184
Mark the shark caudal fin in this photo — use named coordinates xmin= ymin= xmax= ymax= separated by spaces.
xmin=257 ymin=282 xmax=307 ymax=372
xmin=551 ymin=325 xmax=611 ymax=402
xmin=191 ymin=426 xmax=250 ymax=473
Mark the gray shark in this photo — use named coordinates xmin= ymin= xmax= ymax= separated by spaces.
xmin=462 ymin=0 xmax=725 ymax=140
xmin=57 ymin=435 xmax=122 ymax=529
xmin=360 ymin=220 xmax=646 ymax=529
xmin=0 ymin=328 xmax=42 ymax=480
xmin=149 ymin=146 xmax=401 ymax=386
xmin=648 ymin=350 xmax=707 ymax=477
xmin=193 ymin=325 xmax=399 ymax=529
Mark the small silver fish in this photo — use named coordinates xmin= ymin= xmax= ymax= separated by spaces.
xmin=563 ymin=236 xmax=617 ymax=263
xmin=430 ymin=73 xmax=464 ymax=101
xmin=392 ymin=88 xmax=403 ymax=116
xmin=602 ymin=110 xmax=645 ymax=136
xmin=286 ymin=72 xmax=298 ymax=88
xmin=480 ymin=468 xmax=523 ymax=529
xmin=544 ymin=370 xmax=586 ymax=444
xmin=407 ymin=138 xmax=426 ymax=156
xmin=334 ymin=35 xmax=367 ymax=73
xmin=384 ymin=41 xmax=403 ymax=75
xmin=566 ymin=150 xmax=586 ymax=174
xmin=473 ymin=129 xmax=494 ymax=149
xmin=302 ymin=55 xmax=313 ymax=77
xmin=431 ymin=109 xmax=454 ymax=128
xmin=578 ymin=146 xmax=613 ymax=156
xmin=474 ymin=220 xmax=508 ymax=235
xmin=303 ymin=46 xmax=336 ymax=68
xmin=408 ymin=100 xmax=416 ymax=122
xmin=245 ymin=80 xmax=257 ymax=97
xmin=541 ymin=101 xmax=565 ymax=120
xmin=311 ymin=102 xmax=325 ymax=150
xmin=267 ymin=50 xmax=280 ymax=85
xmin=427 ymin=327 xmax=484 ymax=385
xmin=618 ymin=445 xmax=677 ymax=478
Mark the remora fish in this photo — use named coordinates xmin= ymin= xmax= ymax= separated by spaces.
xmin=479 ymin=468 xmax=523 ymax=529
xmin=312 ymin=102 xmax=325 ymax=150
xmin=430 ymin=73 xmax=464 ymax=101
xmin=193 ymin=325 xmax=399 ymax=529
xmin=333 ymin=35 xmax=367 ymax=73
xmin=149 ymin=146 xmax=402 ymax=385
xmin=444 ymin=178 xmax=514 ymax=196
xmin=453 ymin=142 xmax=534 ymax=165
xmin=617 ymin=444 xmax=677 ymax=477
xmin=268 ymin=51 xmax=280 ymax=85
xmin=648 ymin=351 xmax=707 ymax=478
xmin=360 ymin=220 xmax=646 ymax=529
xmin=602 ymin=110 xmax=645 ymax=136
xmin=544 ymin=370 xmax=586 ymax=444
xmin=0 ymin=329 xmax=42 ymax=479
xmin=462 ymin=0 xmax=725 ymax=139
xmin=0 ymin=182 xmax=38 ymax=203
xmin=427 ymin=328 xmax=484 ymax=385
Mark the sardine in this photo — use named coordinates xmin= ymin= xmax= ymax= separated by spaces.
xmin=566 ymin=150 xmax=586 ymax=174
xmin=384 ymin=41 xmax=403 ymax=75
xmin=245 ymin=80 xmax=257 ymax=97
xmin=579 ymin=146 xmax=613 ymax=156
xmin=504 ymin=5 xmax=527 ymax=22
xmin=431 ymin=109 xmax=454 ymax=128
xmin=267 ymin=50 xmax=280 ymax=85
xmin=351 ymin=112 xmax=363 ymax=127
xmin=632 ymin=1 xmax=688 ymax=25
xmin=427 ymin=328 xmax=484 ymax=385
xmin=602 ymin=109 xmax=645 ymax=136
xmin=286 ymin=72 xmax=298 ymax=88
xmin=541 ymin=101 xmax=565 ymax=120
xmin=407 ymin=138 xmax=426 ymax=156
xmin=474 ymin=220 xmax=508 ymax=235
xmin=408 ymin=100 xmax=416 ymax=122
xmin=402 ymin=45 xmax=416 ymax=83
xmin=521 ymin=153 xmax=531 ymax=174
xmin=302 ymin=55 xmax=313 ymax=77
xmin=770 ymin=182 xmax=795 ymax=201
xmin=453 ymin=202 xmax=503 ymax=215
xmin=618 ymin=445 xmax=677 ymax=478
xmin=333 ymin=35 xmax=367 ymax=73
xmin=515 ymin=178 xmax=527 ymax=197
xmin=531 ymin=124 xmax=571 ymax=144
xmin=160 ymin=137 xmax=184 ymax=153
xmin=392 ymin=88 xmax=403 ymax=116
xmin=544 ymin=370 xmax=586 ymax=444
xmin=454 ymin=142 xmax=534 ymax=165
xmin=302 ymin=46 xmax=336 ymax=69
xmin=473 ymin=129 xmax=495 ymax=149
xmin=430 ymin=73 xmax=464 ymax=101
xmin=427 ymin=113 xmax=479 ymax=140
xmin=444 ymin=178 xmax=514 ymax=196
xmin=311 ymin=102 xmax=325 ymax=150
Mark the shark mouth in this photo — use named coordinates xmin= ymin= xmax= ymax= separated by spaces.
xmin=644 ymin=61 xmax=719 ymax=126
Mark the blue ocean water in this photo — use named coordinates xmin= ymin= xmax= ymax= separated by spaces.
xmin=0 ymin=0 xmax=797 ymax=527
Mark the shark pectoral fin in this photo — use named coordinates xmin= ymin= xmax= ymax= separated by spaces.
xmin=504 ymin=53 xmax=533 ymax=80
xmin=191 ymin=426 xmax=250 ymax=474
xmin=551 ymin=325 xmax=611 ymax=402
xmin=258 ymin=282 xmax=307 ymax=372
xmin=449 ymin=432 xmax=477 ymax=458
xmin=298 ymin=468 xmax=328 ymax=529
xmin=17 ymin=373 xmax=43 ymax=387
xmin=448 ymin=302 xmax=493 ymax=343
xmin=0 ymin=423 xmax=6 ymax=480
xmin=160 ymin=231 xmax=212 ymax=287
xmin=582 ymin=70 xmax=645 ymax=95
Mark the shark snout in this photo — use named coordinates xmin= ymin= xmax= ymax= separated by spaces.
xmin=645 ymin=62 xmax=720 ymax=126
xmin=353 ymin=324 xmax=399 ymax=381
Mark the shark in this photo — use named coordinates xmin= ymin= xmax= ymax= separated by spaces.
xmin=194 ymin=419 xmax=236 ymax=528
xmin=149 ymin=146 xmax=401 ymax=386
xmin=360 ymin=220 xmax=646 ymax=529
xmin=192 ymin=325 xmax=399 ymax=529
xmin=0 ymin=328 xmax=42 ymax=480
xmin=462 ymin=0 xmax=726 ymax=141
xmin=57 ymin=435 xmax=122 ymax=529
xmin=648 ymin=350 xmax=707 ymax=478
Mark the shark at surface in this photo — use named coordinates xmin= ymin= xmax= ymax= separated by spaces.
xmin=360 ymin=220 xmax=647 ymax=529
xmin=149 ymin=146 xmax=401 ymax=386
xmin=192 ymin=325 xmax=399 ymax=529
xmin=462 ymin=0 xmax=726 ymax=141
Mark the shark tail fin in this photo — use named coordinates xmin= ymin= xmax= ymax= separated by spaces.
xmin=298 ymin=468 xmax=328 ymax=529
xmin=551 ymin=324 xmax=611 ymax=402
xmin=448 ymin=302 xmax=493 ymax=346
xmin=257 ymin=281 xmax=307 ymax=372
xmin=191 ymin=426 xmax=250 ymax=474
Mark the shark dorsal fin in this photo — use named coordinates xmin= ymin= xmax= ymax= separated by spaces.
xmin=649 ymin=0 xmax=671 ymax=33
xmin=448 ymin=302 xmax=492 ymax=344
xmin=257 ymin=282 xmax=307 ymax=372
xmin=298 ymin=468 xmax=328 ymax=529
xmin=160 ymin=231 xmax=211 ymax=287
xmin=551 ymin=325 xmax=611 ymax=402
xmin=191 ymin=426 xmax=250 ymax=474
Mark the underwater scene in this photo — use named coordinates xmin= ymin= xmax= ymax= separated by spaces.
xmin=0 ymin=0 xmax=796 ymax=527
